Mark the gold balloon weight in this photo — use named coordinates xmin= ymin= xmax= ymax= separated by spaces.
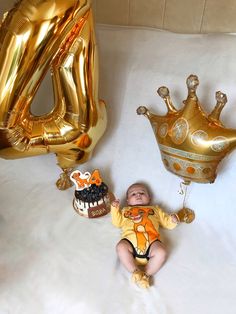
xmin=0 ymin=0 xmax=107 ymax=190
xmin=176 ymin=180 xmax=195 ymax=224
xmin=137 ymin=74 xmax=236 ymax=184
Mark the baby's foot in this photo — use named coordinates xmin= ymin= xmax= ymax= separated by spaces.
xmin=132 ymin=269 xmax=144 ymax=283
xmin=138 ymin=273 xmax=150 ymax=289
xmin=131 ymin=270 xmax=151 ymax=289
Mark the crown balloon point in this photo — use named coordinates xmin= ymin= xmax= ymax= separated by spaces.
xmin=215 ymin=91 xmax=227 ymax=105
xmin=208 ymin=91 xmax=228 ymax=125
xmin=186 ymin=74 xmax=199 ymax=90
xmin=137 ymin=106 xmax=149 ymax=117
xmin=186 ymin=74 xmax=199 ymax=100
xmin=137 ymin=74 xmax=236 ymax=184
xmin=157 ymin=86 xmax=169 ymax=98
xmin=157 ymin=86 xmax=177 ymax=113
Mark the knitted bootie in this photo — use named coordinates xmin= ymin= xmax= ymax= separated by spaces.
xmin=132 ymin=270 xmax=150 ymax=289
xmin=138 ymin=273 xmax=150 ymax=289
xmin=131 ymin=269 xmax=144 ymax=283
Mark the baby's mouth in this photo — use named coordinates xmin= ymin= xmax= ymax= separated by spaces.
xmin=132 ymin=215 xmax=142 ymax=223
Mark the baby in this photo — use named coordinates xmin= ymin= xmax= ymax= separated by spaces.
xmin=111 ymin=182 xmax=179 ymax=289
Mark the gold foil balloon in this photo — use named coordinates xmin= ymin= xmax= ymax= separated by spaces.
xmin=137 ymin=74 xmax=236 ymax=184
xmin=0 ymin=0 xmax=107 ymax=190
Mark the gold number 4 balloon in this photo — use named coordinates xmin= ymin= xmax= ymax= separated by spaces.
xmin=137 ymin=74 xmax=236 ymax=184
xmin=0 ymin=0 xmax=107 ymax=190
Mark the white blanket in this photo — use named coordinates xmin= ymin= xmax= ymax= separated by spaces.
xmin=1 ymin=24 xmax=236 ymax=314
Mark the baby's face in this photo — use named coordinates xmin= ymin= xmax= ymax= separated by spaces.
xmin=127 ymin=184 xmax=150 ymax=206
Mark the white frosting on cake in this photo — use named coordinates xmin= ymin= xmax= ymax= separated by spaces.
xmin=73 ymin=195 xmax=110 ymax=218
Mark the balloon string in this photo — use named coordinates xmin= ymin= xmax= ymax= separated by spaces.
xmin=178 ymin=180 xmax=190 ymax=208
xmin=183 ymin=185 xmax=188 ymax=208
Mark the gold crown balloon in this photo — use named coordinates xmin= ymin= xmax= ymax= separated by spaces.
xmin=0 ymin=0 xmax=107 ymax=190
xmin=137 ymin=74 xmax=236 ymax=184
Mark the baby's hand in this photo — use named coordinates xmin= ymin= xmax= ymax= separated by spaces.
xmin=171 ymin=213 xmax=180 ymax=224
xmin=111 ymin=199 xmax=120 ymax=208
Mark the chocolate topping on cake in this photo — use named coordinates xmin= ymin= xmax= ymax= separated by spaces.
xmin=74 ymin=183 xmax=108 ymax=202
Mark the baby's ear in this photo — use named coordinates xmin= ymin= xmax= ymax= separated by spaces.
xmin=148 ymin=208 xmax=154 ymax=215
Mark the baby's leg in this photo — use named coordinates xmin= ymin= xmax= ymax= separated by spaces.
xmin=116 ymin=239 xmax=137 ymax=273
xmin=145 ymin=241 xmax=167 ymax=276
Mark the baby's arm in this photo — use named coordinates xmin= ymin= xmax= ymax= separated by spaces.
xmin=111 ymin=199 xmax=120 ymax=209
xmin=111 ymin=199 xmax=123 ymax=227
xmin=156 ymin=207 xmax=179 ymax=229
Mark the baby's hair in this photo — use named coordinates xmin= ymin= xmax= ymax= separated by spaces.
xmin=126 ymin=182 xmax=152 ymax=198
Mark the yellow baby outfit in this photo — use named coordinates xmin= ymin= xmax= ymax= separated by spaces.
xmin=111 ymin=205 xmax=177 ymax=258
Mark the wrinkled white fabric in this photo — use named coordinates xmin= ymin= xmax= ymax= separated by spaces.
xmin=1 ymin=24 xmax=236 ymax=314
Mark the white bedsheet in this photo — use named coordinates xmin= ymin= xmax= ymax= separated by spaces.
xmin=1 ymin=24 xmax=236 ymax=314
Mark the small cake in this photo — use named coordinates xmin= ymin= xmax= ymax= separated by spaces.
xmin=70 ymin=169 xmax=112 ymax=218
